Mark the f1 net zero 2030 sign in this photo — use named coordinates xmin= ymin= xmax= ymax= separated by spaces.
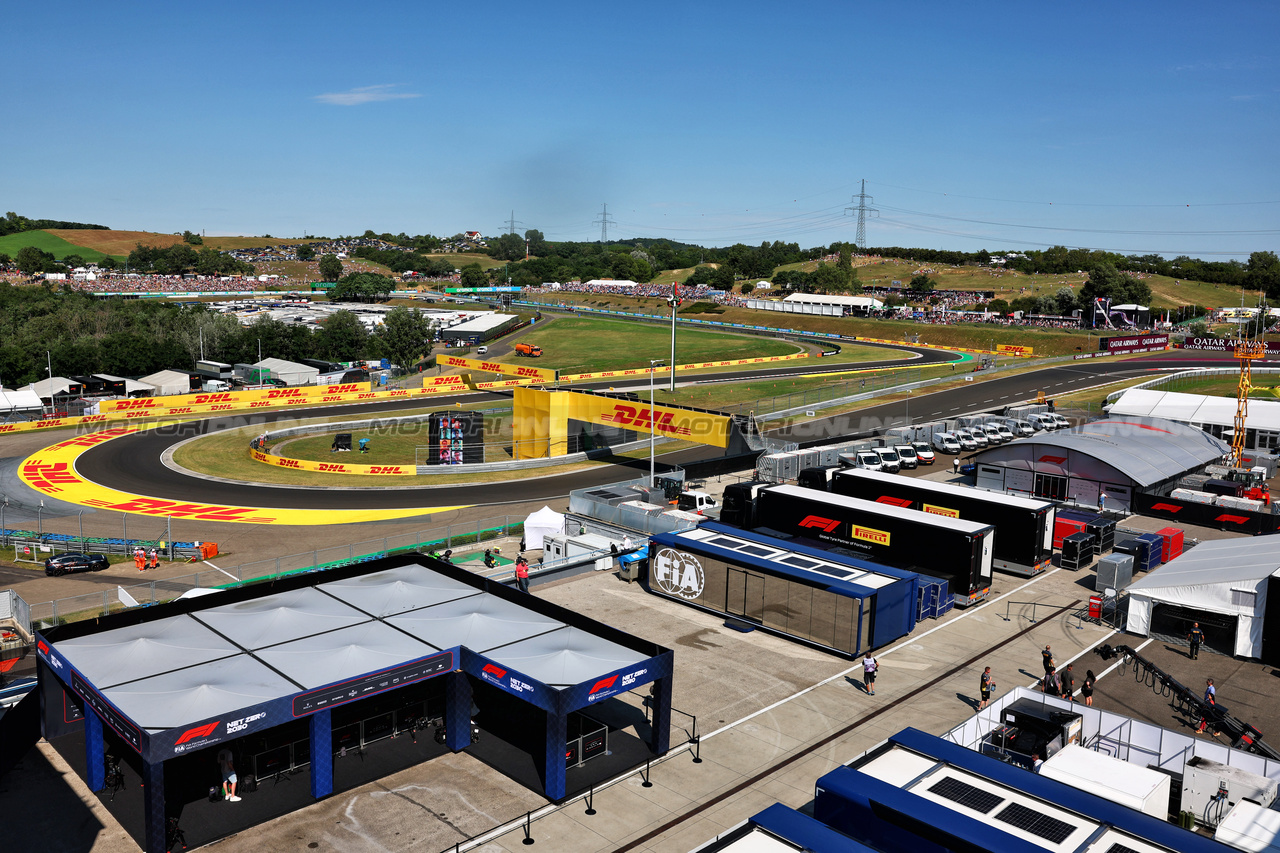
xmin=652 ymin=549 xmax=705 ymax=601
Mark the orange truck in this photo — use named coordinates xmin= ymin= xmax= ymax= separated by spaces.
xmin=514 ymin=343 xmax=543 ymax=357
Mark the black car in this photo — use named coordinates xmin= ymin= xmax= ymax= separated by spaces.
xmin=44 ymin=552 xmax=110 ymax=576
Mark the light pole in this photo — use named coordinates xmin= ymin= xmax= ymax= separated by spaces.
xmin=667 ymin=282 xmax=679 ymax=393
xmin=45 ymin=350 xmax=53 ymax=416
xmin=649 ymin=359 xmax=664 ymax=487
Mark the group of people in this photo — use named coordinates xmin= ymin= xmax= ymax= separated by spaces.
xmin=1038 ymin=645 xmax=1096 ymax=705
xmin=133 ymin=546 xmax=159 ymax=572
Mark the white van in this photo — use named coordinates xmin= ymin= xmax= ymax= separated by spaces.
xmin=1006 ymin=418 xmax=1034 ymax=437
xmin=476 ymin=346 xmax=488 ymax=355
xmin=1027 ymin=413 xmax=1054 ymax=432
xmin=855 ymin=450 xmax=883 ymax=471
xmin=1049 ymin=413 xmax=1071 ymax=430
xmin=990 ymin=422 xmax=1015 ymax=442
xmin=980 ymin=424 xmax=1005 ymax=444
xmin=954 ymin=429 xmax=980 ymax=450
xmin=933 ymin=432 xmax=962 ymax=454
xmin=875 ymin=447 xmax=901 ymax=474
xmin=912 ymin=441 xmax=936 ymax=465
xmin=894 ymin=443 xmax=918 ymax=469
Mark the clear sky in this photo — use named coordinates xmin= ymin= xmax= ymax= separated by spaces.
xmin=4 ymin=1 xmax=1277 ymax=259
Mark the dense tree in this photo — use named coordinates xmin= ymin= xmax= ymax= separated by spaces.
xmin=489 ymin=233 xmax=526 ymax=262
xmin=1078 ymin=263 xmax=1152 ymax=307
xmin=330 ymin=272 xmax=393 ymax=302
xmin=295 ymin=244 xmax=315 ymax=261
xmin=908 ymin=274 xmax=936 ymax=294
xmin=182 ymin=230 xmax=203 ymax=245
xmin=1245 ymin=251 xmax=1280 ymax=301
xmin=318 ymin=310 xmax=369 ymax=361
xmin=318 ymin=254 xmax=343 ymax=281
xmin=16 ymin=246 xmax=53 ymax=273
xmin=459 ymin=264 xmax=487 ymax=287
xmin=377 ymin=306 xmax=433 ymax=372
xmin=524 ymin=229 xmax=547 ymax=257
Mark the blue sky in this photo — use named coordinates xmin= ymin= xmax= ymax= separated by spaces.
xmin=4 ymin=1 xmax=1277 ymax=258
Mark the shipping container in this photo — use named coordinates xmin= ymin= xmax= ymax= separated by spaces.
xmin=751 ymin=484 xmax=994 ymax=605
xmin=826 ymin=468 xmax=1054 ymax=576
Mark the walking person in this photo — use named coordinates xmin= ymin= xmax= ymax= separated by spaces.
xmin=978 ymin=666 xmax=995 ymax=711
xmin=953 ymin=457 xmax=961 ymax=475
xmin=1098 ymin=491 xmax=1107 ymax=512
xmin=862 ymin=652 xmax=879 ymax=696
xmin=217 ymin=748 xmax=240 ymax=802
xmin=1188 ymin=622 xmax=1204 ymax=660
xmin=1041 ymin=645 xmax=1055 ymax=674
xmin=514 ymin=558 xmax=530 ymax=594
xmin=1041 ymin=667 xmax=1060 ymax=695
xmin=1081 ymin=670 xmax=1096 ymax=706
xmin=1196 ymin=678 xmax=1218 ymax=735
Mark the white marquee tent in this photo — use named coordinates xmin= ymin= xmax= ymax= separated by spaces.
xmin=1126 ymin=538 xmax=1280 ymax=658
xmin=523 ymin=506 xmax=565 ymax=551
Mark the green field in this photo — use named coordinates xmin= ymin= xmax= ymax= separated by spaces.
xmin=0 ymin=230 xmax=121 ymax=263
xmin=497 ymin=317 xmax=800 ymax=374
xmin=1154 ymin=373 xmax=1280 ymax=398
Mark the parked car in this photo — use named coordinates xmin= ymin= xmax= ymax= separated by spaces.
xmin=894 ymin=443 xmax=918 ymax=469
xmin=912 ymin=441 xmax=937 ymax=465
xmin=874 ymin=447 xmax=902 ymax=474
xmin=45 ymin=552 xmax=109 ymax=577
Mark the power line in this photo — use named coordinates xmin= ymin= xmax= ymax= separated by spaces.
xmin=845 ymin=179 xmax=879 ymax=249
xmin=502 ymin=210 xmax=523 ymax=235
xmin=593 ymin=203 xmax=616 ymax=243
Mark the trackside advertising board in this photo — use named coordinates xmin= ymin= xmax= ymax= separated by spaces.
xmin=1179 ymin=337 xmax=1280 ymax=356
xmin=439 ymin=354 xmax=559 ymax=383
xmin=569 ymin=393 xmax=732 ymax=448
xmin=1098 ymin=333 xmax=1169 ymax=355
xmin=250 ymin=449 xmax=415 ymax=476
xmin=98 ymin=382 xmax=373 ymax=412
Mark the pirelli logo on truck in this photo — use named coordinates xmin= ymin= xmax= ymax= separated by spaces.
xmin=850 ymin=525 xmax=891 ymax=546
xmin=922 ymin=503 xmax=960 ymax=518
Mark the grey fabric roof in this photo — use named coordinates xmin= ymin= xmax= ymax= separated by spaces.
xmin=387 ymin=593 xmax=565 ymax=653
xmin=974 ymin=416 xmax=1228 ymax=487
xmin=194 ymin=587 xmax=369 ymax=649
xmin=487 ymin=626 xmax=648 ymax=688
xmin=104 ymin=655 xmax=302 ymax=733
xmin=1108 ymin=389 xmax=1280 ymax=432
xmin=256 ymin=621 xmax=441 ymax=689
xmin=55 ymin=616 xmax=241 ymax=688
xmin=52 ymin=561 xmax=654 ymax=734
xmin=318 ymin=565 xmax=480 ymax=617
xmin=1128 ymin=538 xmax=1280 ymax=592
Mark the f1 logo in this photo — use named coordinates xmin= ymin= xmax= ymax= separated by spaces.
xmin=798 ymin=515 xmax=840 ymax=533
xmin=175 ymin=721 xmax=220 ymax=745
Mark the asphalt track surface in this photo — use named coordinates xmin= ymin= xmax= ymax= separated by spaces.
xmin=72 ymin=348 xmax=1236 ymax=510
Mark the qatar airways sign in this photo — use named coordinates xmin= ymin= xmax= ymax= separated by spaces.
xmin=1099 ymin=333 xmax=1168 ymax=355
xmin=1180 ymin=337 xmax=1280 ymax=355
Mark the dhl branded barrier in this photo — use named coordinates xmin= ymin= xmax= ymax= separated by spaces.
xmin=997 ymin=344 xmax=1035 ymax=357
xmin=561 ymin=352 xmax=810 ymax=383
xmin=851 ymin=335 xmax=1007 ymax=358
xmin=18 ymin=427 xmax=461 ymax=525
xmin=439 ymin=354 xmax=559 ymax=383
xmin=512 ymin=387 xmax=731 ymax=459
xmin=98 ymin=382 xmax=379 ymax=412
xmin=250 ymin=449 xmax=415 ymax=476
xmin=423 ymin=374 xmax=468 ymax=389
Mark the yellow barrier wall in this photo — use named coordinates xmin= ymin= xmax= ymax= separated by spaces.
xmin=439 ymin=355 xmax=559 ymax=383
xmin=250 ymin=449 xmax=415 ymax=476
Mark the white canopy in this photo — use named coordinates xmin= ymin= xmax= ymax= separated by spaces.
xmin=0 ymin=387 xmax=44 ymax=412
xmin=137 ymin=370 xmax=194 ymax=396
xmin=1126 ymin=538 xmax=1280 ymax=658
xmin=523 ymin=506 xmax=565 ymax=551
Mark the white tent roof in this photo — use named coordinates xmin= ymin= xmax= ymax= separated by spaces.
xmin=783 ymin=293 xmax=884 ymax=308
xmin=20 ymin=377 xmax=81 ymax=399
xmin=1108 ymin=388 xmax=1280 ymax=433
xmin=523 ymin=506 xmax=565 ymax=551
xmin=0 ymin=387 xmax=44 ymax=411
xmin=255 ymin=357 xmax=318 ymax=386
xmin=137 ymin=370 xmax=194 ymax=396
xmin=1127 ymin=538 xmax=1280 ymax=658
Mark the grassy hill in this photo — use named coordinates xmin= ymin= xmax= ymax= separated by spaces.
xmin=0 ymin=230 xmax=123 ymax=263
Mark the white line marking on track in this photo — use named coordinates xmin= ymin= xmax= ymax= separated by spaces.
xmin=204 ymin=560 xmax=236 ymax=580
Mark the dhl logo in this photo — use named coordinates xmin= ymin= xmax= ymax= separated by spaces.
xmin=266 ymin=388 xmax=305 ymax=398
xmin=515 ymin=367 xmax=543 ymax=377
xmin=480 ymin=362 xmax=504 ymax=372
xmin=209 ymin=404 xmax=233 ymax=410
xmin=64 ymin=428 xmax=131 ymax=448
xmin=600 ymin=405 xmax=692 ymax=436
xmin=114 ymin=399 xmax=160 ymax=410
xmin=323 ymin=384 xmax=362 ymax=394
xmin=249 ymin=402 xmax=270 ymax=408
xmin=192 ymin=393 xmax=234 ymax=404
xmin=923 ymin=503 xmax=960 ymax=518
xmin=318 ymin=463 xmax=346 ymax=472
xmin=850 ymin=525 xmax=891 ymax=546
xmin=279 ymin=459 xmax=301 ymax=468
xmin=169 ymin=407 xmax=193 ymax=414
xmin=321 ymin=395 xmax=344 ymax=402
xmin=1151 ymin=503 xmax=1182 ymax=513
xmin=81 ymin=497 xmax=275 ymax=523
xmin=369 ymin=466 xmax=402 ymax=474
xmin=798 ymin=515 xmax=841 ymax=533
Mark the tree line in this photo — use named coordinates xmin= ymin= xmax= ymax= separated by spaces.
xmin=0 ymin=284 xmax=435 ymax=387
xmin=0 ymin=211 xmax=109 ymax=237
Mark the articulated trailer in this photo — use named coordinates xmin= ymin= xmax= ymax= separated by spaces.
xmin=822 ymin=468 xmax=1055 ymax=577
xmin=734 ymin=484 xmax=994 ymax=606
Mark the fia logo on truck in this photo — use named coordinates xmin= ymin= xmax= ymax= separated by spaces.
xmin=653 ymin=549 xmax=704 ymax=600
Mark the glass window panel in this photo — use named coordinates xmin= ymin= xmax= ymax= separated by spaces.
xmin=745 ymin=573 xmax=766 ymax=621
xmin=788 ymin=583 xmax=813 ymax=641
xmin=835 ymin=595 xmax=857 ymax=653
xmin=763 ymin=574 xmax=792 ymax=632
xmin=726 ymin=569 xmax=746 ymax=616
xmin=810 ymin=589 xmax=839 ymax=649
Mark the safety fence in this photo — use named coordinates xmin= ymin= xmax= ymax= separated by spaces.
xmin=26 ymin=516 xmax=527 ymax=630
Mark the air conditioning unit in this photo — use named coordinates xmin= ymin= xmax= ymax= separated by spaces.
xmin=1182 ymin=756 xmax=1279 ymax=828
